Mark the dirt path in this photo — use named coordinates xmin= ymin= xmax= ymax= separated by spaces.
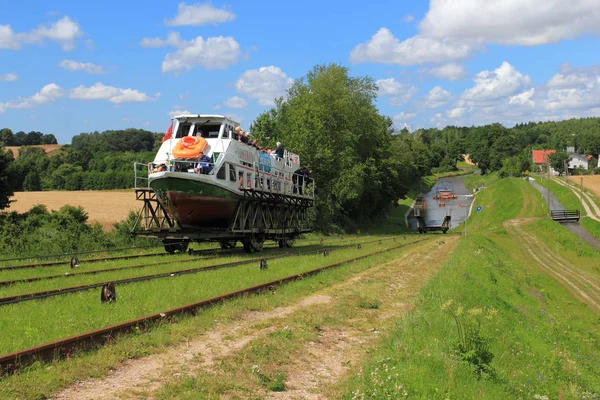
xmin=552 ymin=178 xmax=600 ymax=221
xmin=53 ymin=237 xmax=458 ymax=399
xmin=505 ymin=219 xmax=600 ymax=314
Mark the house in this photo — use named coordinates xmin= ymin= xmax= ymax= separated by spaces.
xmin=532 ymin=149 xmax=557 ymax=174
xmin=568 ymin=154 xmax=589 ymax=171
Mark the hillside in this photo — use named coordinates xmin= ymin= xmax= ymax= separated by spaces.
xmin=4 ymin=144 xmax=64 ymax=158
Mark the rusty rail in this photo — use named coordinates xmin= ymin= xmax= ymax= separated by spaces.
xmin=0 ymin=236 xmax=431 ymax=374
xmin=0 ymin=237 xmax=414 ymax=306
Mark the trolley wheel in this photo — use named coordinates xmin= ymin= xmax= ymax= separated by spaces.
xmin=278 ymin=238 xmax=295 ymax=248
xmin=219 ymin=240 xmax=237 ymax=250
xmin=243 ymin=236 xmax=264 ymax=253
xmin=163 ymin=240 xmax=189 ymax=254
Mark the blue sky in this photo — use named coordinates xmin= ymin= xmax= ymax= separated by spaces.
xmin=1 ymin=0 xmax=600 ymax=143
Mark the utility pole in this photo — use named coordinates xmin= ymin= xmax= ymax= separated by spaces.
xmin=579 ymin=177 xmax=583 ymax=244
xmin=546 ymin=153 xmax=551 ymax=214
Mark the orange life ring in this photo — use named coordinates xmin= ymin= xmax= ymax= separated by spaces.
xmin=172 ymin=136 xmax=208 ymax=159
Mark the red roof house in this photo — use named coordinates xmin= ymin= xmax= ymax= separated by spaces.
xmin=532 ymin=150 xmax=556 ymax=165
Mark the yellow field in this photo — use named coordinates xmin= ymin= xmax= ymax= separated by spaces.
xmin=5 ymin=144 xmax=64 ymax=158
xmin=567 ymin=175 xmax=600 ymax=199
xmin=7 ymin=190 xmax=140 ymax=231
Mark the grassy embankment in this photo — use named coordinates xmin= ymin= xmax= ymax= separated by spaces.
xmin=342 ymin=177 xmax=600 ymax=399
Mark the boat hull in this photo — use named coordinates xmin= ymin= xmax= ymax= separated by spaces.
xmin=150 ymin=174 xmax=240 ymax=228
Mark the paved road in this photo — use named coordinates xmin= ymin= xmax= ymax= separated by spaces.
xmin=409 ymin=175 xmax=475 ymax=231
xmin=528 ymin=178 xmax=600 ymax=251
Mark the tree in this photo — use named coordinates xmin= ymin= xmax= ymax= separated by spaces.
xmin=250 ymin=63 xmax=421 ymax=231
xmin=549 ymin=150 xmax=570 ymax=176
xmin=23 ymin=171 xmax=42 ymax=191
xmin=0 ymin=128 xmax=15 ymax=146
xmin=0 ymin=149 xmax=15 ymax=210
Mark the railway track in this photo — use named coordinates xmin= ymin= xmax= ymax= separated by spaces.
xmin=0 ymin=236 xmax=391 ymax=286
xmin=0 ymin=251 xmax=178 ymax=272
xmin=0 ymin=236 xmax=432 ymax=374
xmin=0 ymin=237 xmax=411 ymax=306
xmin=0 ymin=236 xmax=359 ymax=272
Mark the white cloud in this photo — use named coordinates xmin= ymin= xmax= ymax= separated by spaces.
xmin=0 ymin=83 xmax=64 ymax=111
xmin=140 ymin=32 xmax=182 ymax=48
xmin=446 ymin=107 xmax=467 ymax=119
xmin=141 ymin=33 xmax=241 ymax=73
xmin=33 ymin=16 xmax=81 ymax=51
xmin=351 ymin=1 xmax=600 ymax=67
xmin=376 ymin=78 xmax=416 ymax=106
xmin=0 ymin=17 xmax=82 ymax=51
xmin=509 ymin=88 xmax=535 ymax=106
xmin=547 ymin=64 xmax=600 ymax=89
xmin=169 ymin=109 xmax=191 ymax=117
xmin=165 ymin=2 xmax=236 ymax=26
xmin=0 ymin=72 xmax=17 ymax=82
xmin=178 ymin=90 xmax=191 ymax=100
xmin=223 ymin=96 xmax=247 ymax=109
xmin=69 ymin=83 xmax=158 ymax=103
xmin=427 ymin=63 xmax=467 ymax=81
xmin=423 ymin=86 xmax=452 ymax=108
xmin=58 ymin=60 xmax=105 ymax=74
xmin=461 ymin=62 xmax=531 ymax=104
xmin=235 ymin=66 xmax=293 ymax=106
xmin=350 ymin=27 xmax=471 ymax=65
xmin=420 ymin=0 xmax=600 ymax=46
xmin=402 ymin=14 xmax=414 ymax=23
xmin=393 ymin=111 xmax=416 ymax=124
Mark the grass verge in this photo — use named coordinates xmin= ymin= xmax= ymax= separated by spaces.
xmin=342 ymin=177 xmax=600 ymax=399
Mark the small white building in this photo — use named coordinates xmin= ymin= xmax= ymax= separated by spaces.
xmin=568 ymin=154 xmax=589 ymax=171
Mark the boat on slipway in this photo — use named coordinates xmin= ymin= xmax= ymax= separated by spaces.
xmin=131 ymin=114 xmax=315 ymax=254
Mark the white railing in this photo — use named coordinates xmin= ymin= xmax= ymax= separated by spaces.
xmin=134 ymin=162 xmax=150 ymax=188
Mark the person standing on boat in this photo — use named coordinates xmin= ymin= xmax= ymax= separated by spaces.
xmin=275 ymin=142 xmax=284 ymax=159
xmin=234 ymin=126 xmax=243 ymax=141
xmin=195 ymin=151 xmax=212 ymax=174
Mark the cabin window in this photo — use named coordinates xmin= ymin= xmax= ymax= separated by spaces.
xmin=194 ymin=124 xmax=222 ymax=138
xmin=176 ymin=123 xmax=192 ymax=138
xmin=238 ymin=170 xmax=244 ymax=187
xmin=216 ymin=166 xmax=226 ymax=180
xmin=229 ymin=164 xmax=236 ymax=181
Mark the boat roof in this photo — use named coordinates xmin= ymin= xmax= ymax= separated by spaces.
xmin=171 ymin=114 xmax=239 ymax=125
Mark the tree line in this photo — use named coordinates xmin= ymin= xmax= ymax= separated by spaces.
xmin=0 ymin=129 xmax=161 ymax=205
xmin=0 ymin=128 xmax=58 ymax=146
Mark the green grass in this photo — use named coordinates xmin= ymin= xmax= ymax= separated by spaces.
xmin=0 ymin=237 xmax=436 ymax=400
xmin=463 ymin=172 xmax=501 ymax=191
xmin=582 ymin=217 xmax=600 ymax=242
xmin=536 ymin=176 xmax=586 ymax=215
xmin=342 ymin=179 xmax=600 ymax=399
xmin=0 ymin=236 xmax=415 ymax=355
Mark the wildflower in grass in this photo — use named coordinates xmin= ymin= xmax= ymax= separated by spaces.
xmin=441 ymin=299 xmax=454 ymax=311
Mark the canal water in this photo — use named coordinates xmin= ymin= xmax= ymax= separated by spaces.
xmin=409 ymin=175 xmax=476 ymax=231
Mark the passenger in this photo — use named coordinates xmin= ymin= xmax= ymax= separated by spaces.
xmin=275 ymin=142 xmax=284 ymax=159
xmin=243 ymin=131 xmax=251 ymax=145
xmin=241 ymin=131 xmax=249 ymax=144
xmin=153 ymin=163 xmax=167 ymax=173
xmin=195 ymin=151 xmax=212 ymax=174
xmin=234 ymin=126 xmax=242 ymax=141
xmin=301 ymin=166 xmax=312 ymax=193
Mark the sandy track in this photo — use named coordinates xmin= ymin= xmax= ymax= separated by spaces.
xmin=505 ymin=219 xmax=600 ymax=314
xmin=552 ymin=178 xmax=600 ymax=221
xmin=7 ymin=191 xmax=140 ymax=231
xmin=52 ymin=237 xmax=458 ymax=399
